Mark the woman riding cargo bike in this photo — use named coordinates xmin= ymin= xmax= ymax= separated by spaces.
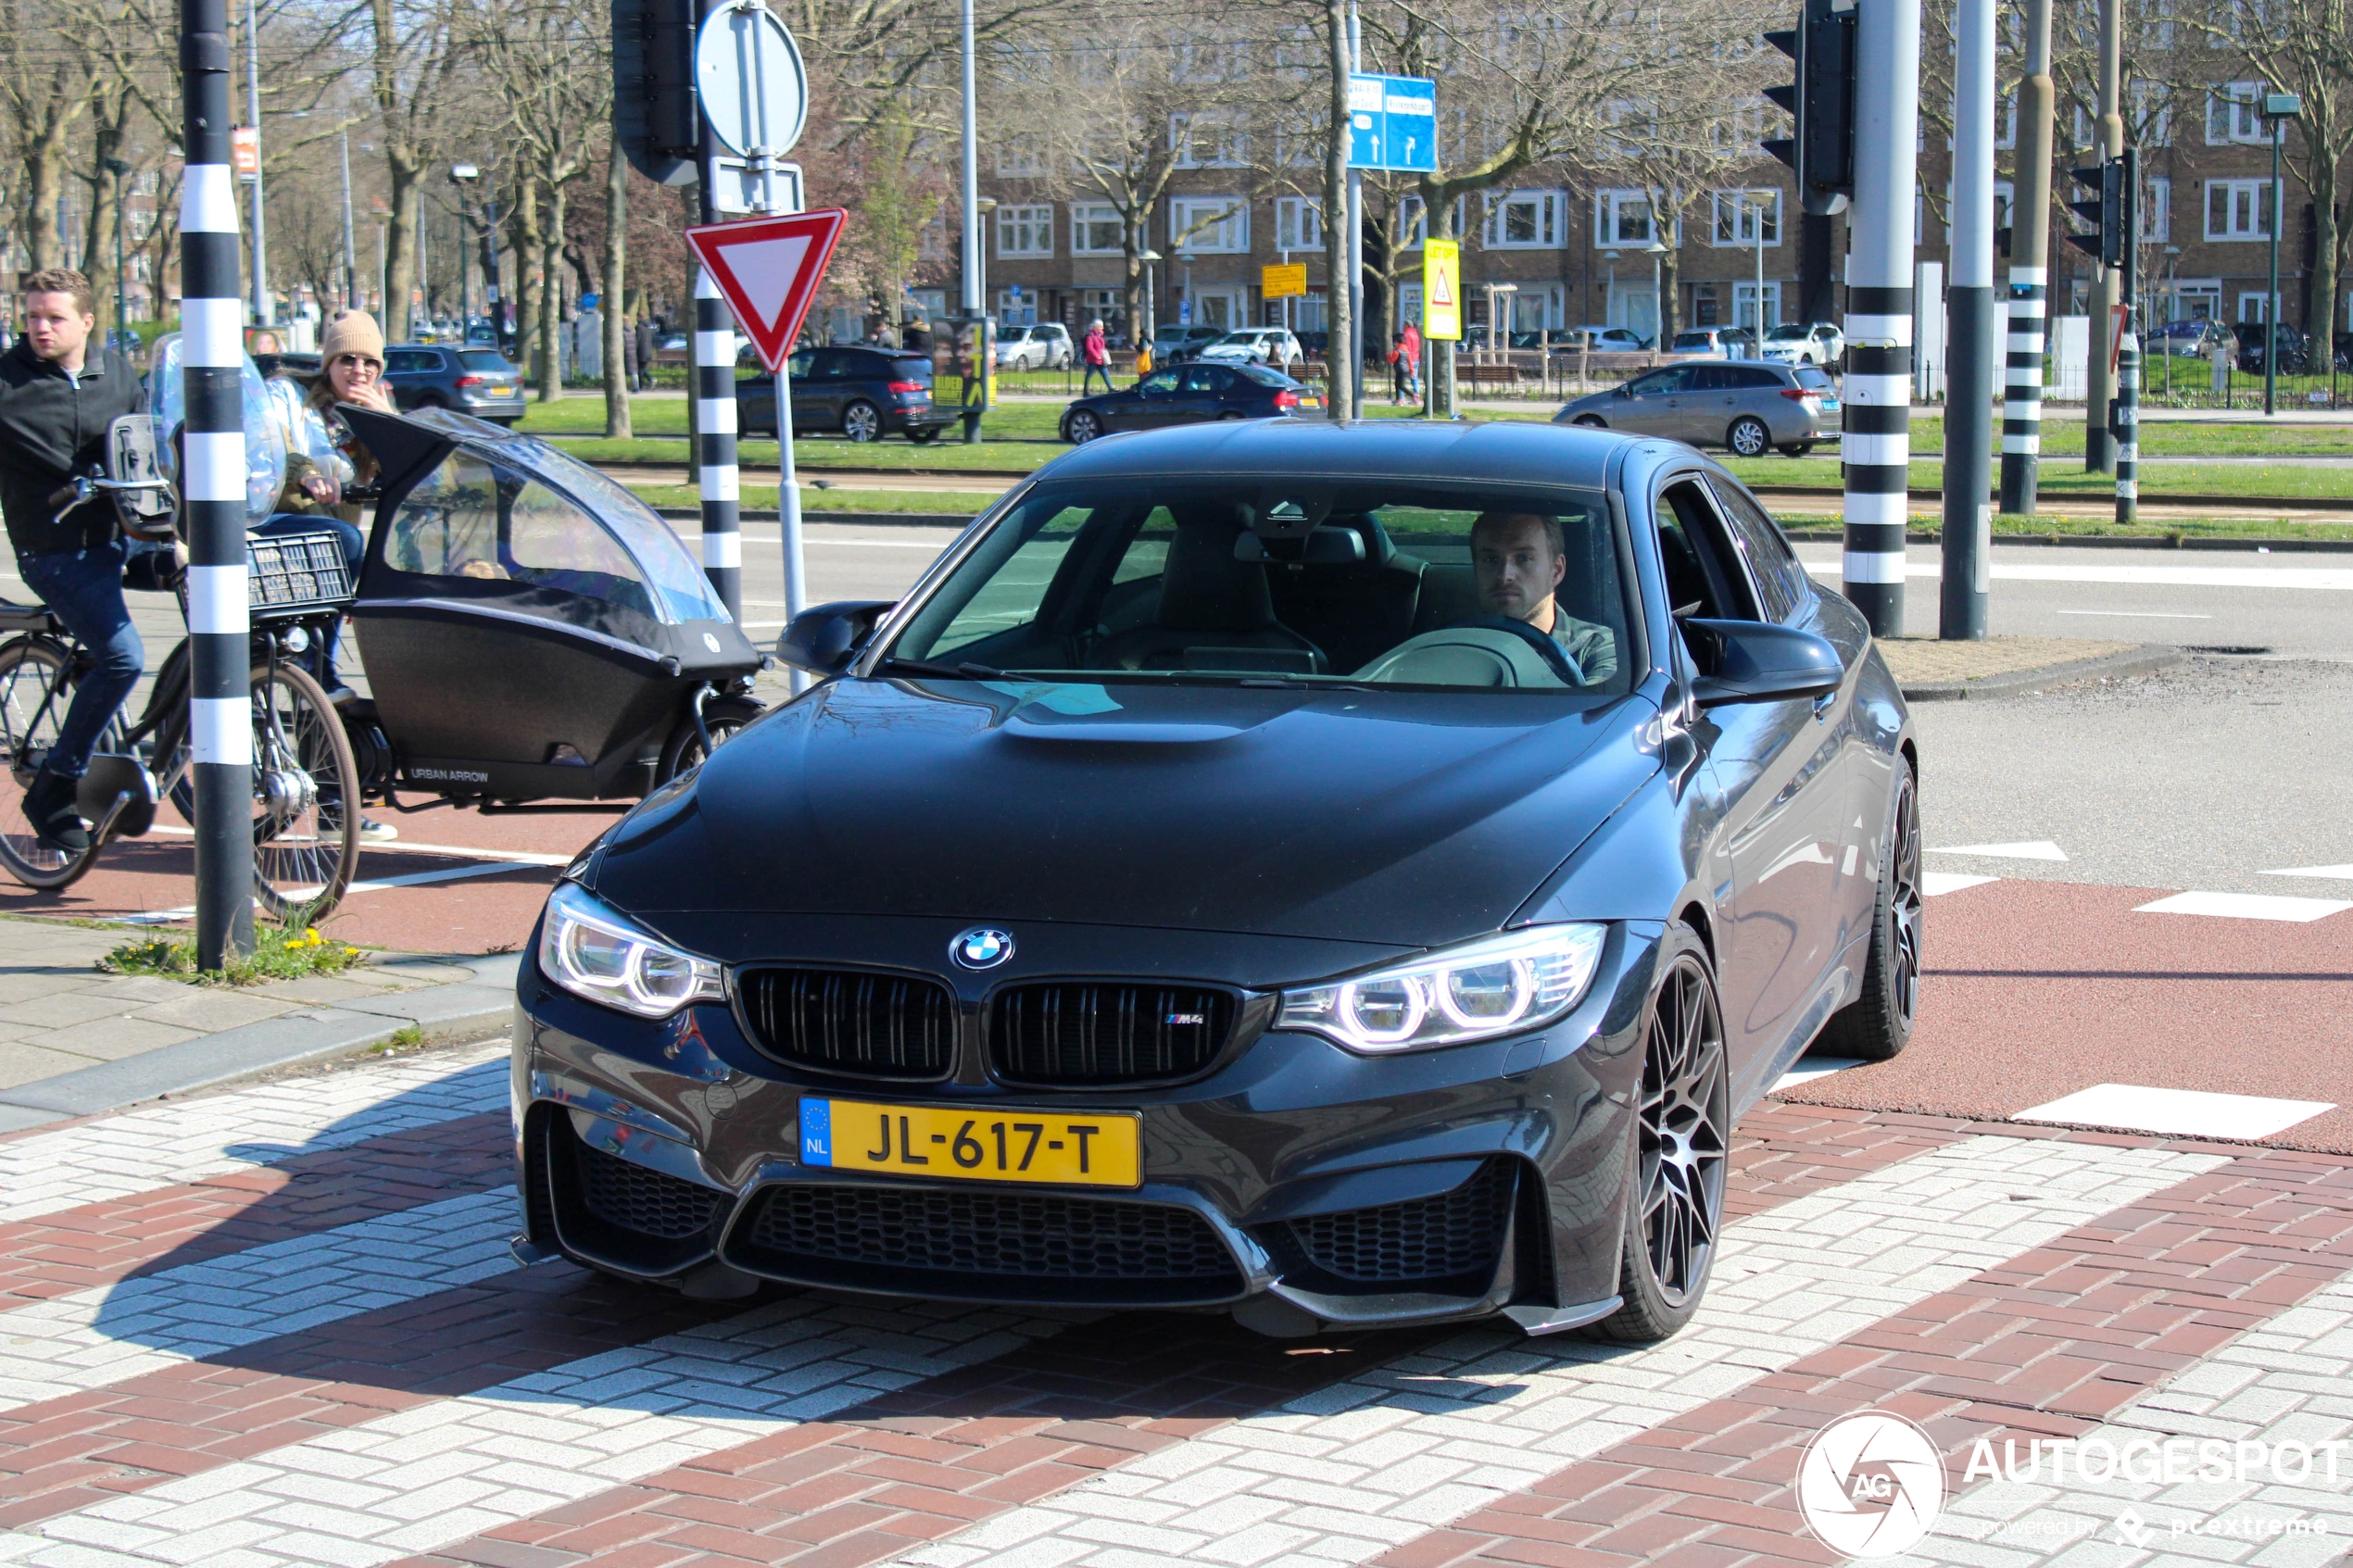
xmin=0 ymin=276 xmax=364 ymax=918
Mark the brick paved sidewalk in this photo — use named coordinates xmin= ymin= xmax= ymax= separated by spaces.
xmin=0 ymin=916 xmax=517 ymax=1132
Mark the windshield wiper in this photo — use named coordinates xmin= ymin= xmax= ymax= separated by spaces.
xmin=874 ymin=656 xmax=1008 ymax=680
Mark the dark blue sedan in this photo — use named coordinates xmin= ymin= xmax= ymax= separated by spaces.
xmin=1061 ymin=360 xmax=1315 ymax=444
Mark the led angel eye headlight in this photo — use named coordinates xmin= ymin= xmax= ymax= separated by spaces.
xmin=1277 ymin=923 xmax=1608 ymax=1054
xmin=537 ymin=882 xmax=725 ymax=1020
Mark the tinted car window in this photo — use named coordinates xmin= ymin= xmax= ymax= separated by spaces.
xmin=1793 ymin=365 xmax=1835 ymax=391
xmin=1707 ymin=476 xmax=1810 ymax=621
xmin=888 ymin=478 xmax=1631 ymax=693
xmin=458 ymin=351 xmax=512 ymax=372
xmin=1235 ymin=363 xmax=1292 ymax=386
xmin=1139 ymin=370 xmax=1181 ymax=395
xmin=385 ymin=349 xmax=438 ymax=373
xmin=889 ymin=356 xmax=933 ymax=383
xmin=1179 ymin=365 xmax=1227 ymax=393
xmin=1629 ymin=368 xmax=1692 ymax=395
xmin=1730 ymin=366 xmax=1782 ymax=388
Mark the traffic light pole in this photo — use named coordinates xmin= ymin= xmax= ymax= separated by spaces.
xmin=1998 ymin=0 xmax=2055 ymax=515
xmin=1842 ymin=0 xmax=1919 ymax=640
xmin=182 ymin=0 xmax=256 ymax=966
xmin=2083 ymin=0 xmax=2123 ymax=473
xmin=1941 ymin=0 xmax=1994 ymax=640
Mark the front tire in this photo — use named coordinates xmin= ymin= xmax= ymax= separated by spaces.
xmin=1819 ymin=762 xmax=1922 ymax=1061
xmin=840 ymin=399 xmax=882 ymax=443
xmin=1595 ymin=926 xmax=1730 ymax=1343
xmin=1728 ymin=416 xmax=1771 ymax=458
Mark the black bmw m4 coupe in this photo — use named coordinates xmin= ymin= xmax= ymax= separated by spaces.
xmin=512 ymin=420 xmax=1921 ymax=1343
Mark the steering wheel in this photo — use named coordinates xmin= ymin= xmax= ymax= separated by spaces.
xmin=1445 ymin=617 xmax=1587 ymax=685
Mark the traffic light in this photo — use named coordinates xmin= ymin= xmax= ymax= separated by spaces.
xmin=2067 ymin=157 xmax=2131 ymax=268
xmin=1763 ymin=0 xmax=1857 ymax=218
xmin=612 ymin=0 xmax=698 ymax=186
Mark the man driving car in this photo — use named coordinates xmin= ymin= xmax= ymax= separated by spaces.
xmin=1469 ymin=509 xmax=1618 ymax=684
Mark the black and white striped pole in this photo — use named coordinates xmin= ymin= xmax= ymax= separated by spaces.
xmin=692 ymin=0 xmax=741 ymax=622
xmin=181 ymin=0 xmax=255 ymax=964
xmin=1840 ymin=0 xmax=1919 ymax=640
xmin=1998 ymin=0 xmax=2055 ymax=515
xmin=2113 ymin=148 xmax=2139 ymax=526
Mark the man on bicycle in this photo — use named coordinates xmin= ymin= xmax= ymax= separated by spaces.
xmin=0 ymin=270 xmax=146 ymax=850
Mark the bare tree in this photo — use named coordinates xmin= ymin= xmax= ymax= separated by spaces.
xmin=0 ymin=1 xmax=99 ymax=272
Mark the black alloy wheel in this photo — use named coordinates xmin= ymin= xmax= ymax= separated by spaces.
xmin=1597 ymin=928 xmax=1729 ymax=1342
xmin=1728 ymin=416 xmax=1771 ymax=458
xmin=841 ymin=400 xmax=882 ymax=443
xmin=1065 ymin=409 xmax=1102 ymax=445
xmin=656 ymin=696 xmax=765 ymax=784
xmin=1822 ymin=764 xmax=1923 ymax=1060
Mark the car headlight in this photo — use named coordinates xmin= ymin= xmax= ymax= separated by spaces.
xmin=537 ymin=881 xmax=725 ymax=1020
xmin=1276 ymin=923 xmax=1609 ymax=1054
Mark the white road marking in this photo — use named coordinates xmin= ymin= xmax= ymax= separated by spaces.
xmin=894 ymin=1139 xmax=2224 ymax=1568
xmin=2055 ymin=608 xmax=2214 ymax=619
xmin=1923 ymin=872 xmax=2001 ymax=896
xmin=2133 ymin=890 xmax=2353 ymax=922
xmin=1772 ymin=1056 xmax=1863 ymax=1092
xmin=2263 ymin=862 xmax=2353 ymax=882
xmin=0 ymin=1191 xmax=522 ymax=1409
xmin=1803 ymin=561 xmax=2353 ymax=591
xmin=2014 ymin=1084 xmax=2336 ymax=1141
xmin=139 ymin=825 xmax=573 ymax=868
xmin=1931 ymin=840 xmax=2069 ymax=861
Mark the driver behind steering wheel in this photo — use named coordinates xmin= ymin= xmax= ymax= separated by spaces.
xmin=1470 ymin=509 xmax=1618 ymax=685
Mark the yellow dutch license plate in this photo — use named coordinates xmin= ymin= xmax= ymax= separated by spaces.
xmin=799 ymin=1098 xmax=1141 ymax=1187
xmin=1300 ymin=397 xmax=1322 ymax=408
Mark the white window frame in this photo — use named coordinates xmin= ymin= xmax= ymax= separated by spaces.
xmin=1710 ymin=188 xmax=1780 ymax=247
xmin=992 ymin=132 xmax=1047 ymax=179
xmin=995 ymin=204 xmax=1053 ymax=258
xmin=1169 ymin=111 xmax=1248 ymax=169
xmin=2205 ymin=177 xmax=2278 ymax=241
xmin=1169 ymin=195 xmax=1250 ymax=255
xmin=995 ymin=288 xmax=1038 ymax=327
xmin=2206 ymin=82 xmax=2269 ymax=145
xmin=1481 ymin=188 xmax=1566 ymax=250
xmin=1276 ymin=195 xmax=1324 ymax=252
xmin=1594 ymin=188 xmax=1656 ymax=247
xmin=2133 ymin=81 xmax=2174 ymax=147
xmin=2142 ymin=176 xmax=2171 ymax=241
xmin=1069 ymin=202 xmax=1126 ymax=257
xmin=2238 ymin=291 xmax=2278 ymax=323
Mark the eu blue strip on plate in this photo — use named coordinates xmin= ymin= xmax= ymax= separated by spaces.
xmin=800 ymin=1098 xmax=833 ymax=1165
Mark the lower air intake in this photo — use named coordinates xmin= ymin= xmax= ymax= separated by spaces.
xmin=1285 ymin=1160 xmax=1514 ymax=1285
xmin=576 ymin=1138 xmax=726 ymax=1240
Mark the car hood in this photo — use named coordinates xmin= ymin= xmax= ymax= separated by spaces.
xmin=592 ymin=676 xmax=1658 ymax=947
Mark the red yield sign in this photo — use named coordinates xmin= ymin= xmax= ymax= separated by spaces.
xmin=684 ymin=208 xmax=847 ymax=372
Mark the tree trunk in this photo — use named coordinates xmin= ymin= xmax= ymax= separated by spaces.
xmin=1660 ymin=249 xmax=1680 ymax=345
xmin=512 ymin=182 xmax=544 ymax=394
xmin=602 ymin=132 xmax=630 ymax=437
xmin=2307 ymin=138 xmax=2337 ymax=363
xmin=381 ymin=156 xmax=422 ymax=337
xmin=539 ymin=180 xmax=567 ymax=401
xmin=80 ymin=107 xmax=127 ymax=338
xmin=1322 ymin=0 xmax=1353 ymax=420
xmin=21 ymin=92 xmax=82 ymax=273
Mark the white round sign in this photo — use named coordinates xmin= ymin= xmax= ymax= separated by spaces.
xmin=1795 ymin=1411 xmax=1947 ymax=1560
xmin=695 ymin=1 xmax=808 ymax=159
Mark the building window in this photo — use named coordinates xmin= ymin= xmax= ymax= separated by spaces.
xmin=1276 ymin=196 xmax=1324 ymax=252
xmin=993 ymin=133 xmax=1047 ymax=178
xmin=1169 ymin=196 xmax=1249 ymax=254
xmin=1070 ymin=203 xmax=1125 ymax=256
xmin=2206 ymin=82 xmax=2270 ymax=144
xmin=1595 ymin=188 xmax=1655 ymax=247
xmin=2238 ymin=291 xmax=2277 ymax=322
xmin=1711 ymin=188 xmax=1780 ymax=246
xmin=1482 ymin=189 xmax=1566 ymax=249
xmin=2133 ymin=81 xmax=2174 ymax=146
xmin=1170 ymin=112 xmax=1248 ymax=169
xmin=996 ymin=205 xmax=1052 ymax=257
xmin=1392 ymin=195 xmax=1461 ymax=249
xmin=996 ymin=288 xmax=1038 ymax=326
xmin=2205 ymin=178 xmax=2275 ymax=240
xmin=2142 ymin=176 xmax=2171 ymax=241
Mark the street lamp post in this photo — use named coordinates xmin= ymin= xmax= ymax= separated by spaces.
xmin=103 ymin=157 xmax=132 ymax=345
xmin=2261 ymin=92 xmax=2301 ymax=418
xmin=450 ymin=165 xmax=477 ymax=332
xmin=1751 ymin=194 xmax=1769 ymax=357
xmin=1644 ymin=237 xmax=1668 ymax=351
xmin=244 ymin=0 xmax=270 ymax=327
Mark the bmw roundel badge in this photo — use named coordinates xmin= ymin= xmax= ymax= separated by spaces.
xmin=951 ymin=926 xmax=1014 ymax=970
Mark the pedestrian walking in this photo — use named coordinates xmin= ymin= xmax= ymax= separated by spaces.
xmin=0 ymin=270 xmax=149 ymax=851
xmin=634 ymin=316 xmax=657 ymax=392
xmin=902 ymin=317 xmax=931 ymax=356
xmin=1080 ymin=319 xmax=1114 ymax=395
xmin=622 ymin=315 xmax=640 ymax=392
xmin=1397 ymin=319 xmax=1422 ymax=404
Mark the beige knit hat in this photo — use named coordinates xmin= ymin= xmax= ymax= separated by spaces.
xmin=318 ymin=309 xmax=385 ymax=366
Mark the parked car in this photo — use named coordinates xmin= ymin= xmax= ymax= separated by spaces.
xmin=1151 ymin=324 xmax=1228 ymax=363
xmin=1569 ymin=325 xmax=1652 ymax=353
xmin=381 ymin=344 xmax=527 ymax=426
xmin=1760 ymin=321 xmax=1844 ymax=369
xmin=2146 ymin=320 xmax=2233 ymax=359
xmin=736 ymin=345 xmax=958 ymax=444
xmin=1061 ymin=360 xmax=1314 ymax=443
xmin=515 ymin=417 xmax=1919 ymax=1343
xmin=995 ymin=322 xmax=1074 ymax=371
xmin=1198 ymin=327 xmax=1304 ymax=370
xmin=2232 ymin=322 xmax=2309 ymax=375
xmin=1555 ymin=359 xmax=1838 ymax=458
xmin=1669 ymin=328 xmax=1759 ymax=358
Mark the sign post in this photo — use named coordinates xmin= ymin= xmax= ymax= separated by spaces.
xmin=686 ymin=208 xmax=846 ymax=686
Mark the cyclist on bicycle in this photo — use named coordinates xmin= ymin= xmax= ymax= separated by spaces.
xmin=0 ymin=270 xmax=148 ymax=851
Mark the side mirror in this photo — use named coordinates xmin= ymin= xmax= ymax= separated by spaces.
xmin=1614 ymin=383 xmax=1631 ymax=398
xmin=777 ymin=599 xmax=895 ymax=677
xmin=1682 ymin=618 xmax=1843 ymax=708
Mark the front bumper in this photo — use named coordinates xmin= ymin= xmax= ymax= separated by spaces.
xmin=512 ymin=918 xmax=1665 ymax=1334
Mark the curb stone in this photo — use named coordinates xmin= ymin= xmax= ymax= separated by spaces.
xmin=0 ymin=952 xmax=520 ymax=1133
xmin=1896 ymin=643 xmax=2184 ymax=702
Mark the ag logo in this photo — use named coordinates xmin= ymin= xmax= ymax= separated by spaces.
xmin=950 ymin=926 xmax=1014 ymax=970
xmin=1795 ymin=1411 xmax=1946 ymax=1560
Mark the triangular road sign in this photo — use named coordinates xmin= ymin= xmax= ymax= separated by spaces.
xmin=685 ymin=208 xmax=847 ymax=372
xmin=1428 ymin=264 xmax=1454 ymax=308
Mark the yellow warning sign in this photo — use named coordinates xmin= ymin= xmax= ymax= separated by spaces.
xmin=1262 ymin=262 xmax=1308 ymax=300
xmin=1423 ymin=239 xmax=1461 ymax=340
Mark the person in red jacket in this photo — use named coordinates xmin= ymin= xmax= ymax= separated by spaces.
xmin=1080 ymin=319 xmax=1114 ymax=395
xmin=1397 ymin=319 xmax=1423 ymax=404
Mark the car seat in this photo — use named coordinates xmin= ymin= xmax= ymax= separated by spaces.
xmin=1089 ymin=505 xmax=1327 ymax=672
xmin=1265 ymin=513 xmax=1426 ymax=673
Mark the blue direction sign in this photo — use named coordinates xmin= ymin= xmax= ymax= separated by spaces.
xmin=1347 ymin=74 xmax=1437 ymax=172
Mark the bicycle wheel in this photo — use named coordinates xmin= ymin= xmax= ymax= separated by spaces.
xmin=247 ymin=660 xmax=359 ymax=922
xmin=0 ymin=639 xmax=114 ymax=890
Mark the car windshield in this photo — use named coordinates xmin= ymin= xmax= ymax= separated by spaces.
xmin=1764 ymin=325 xmax=1810 ymax=342
xmin=883 ymin=477 xmax=1630 ymax=695
xmin=1210 ymin=332 xmax=1257 ymax=346
xmin=1672 ymin=332 xmax=1717 ymax=349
